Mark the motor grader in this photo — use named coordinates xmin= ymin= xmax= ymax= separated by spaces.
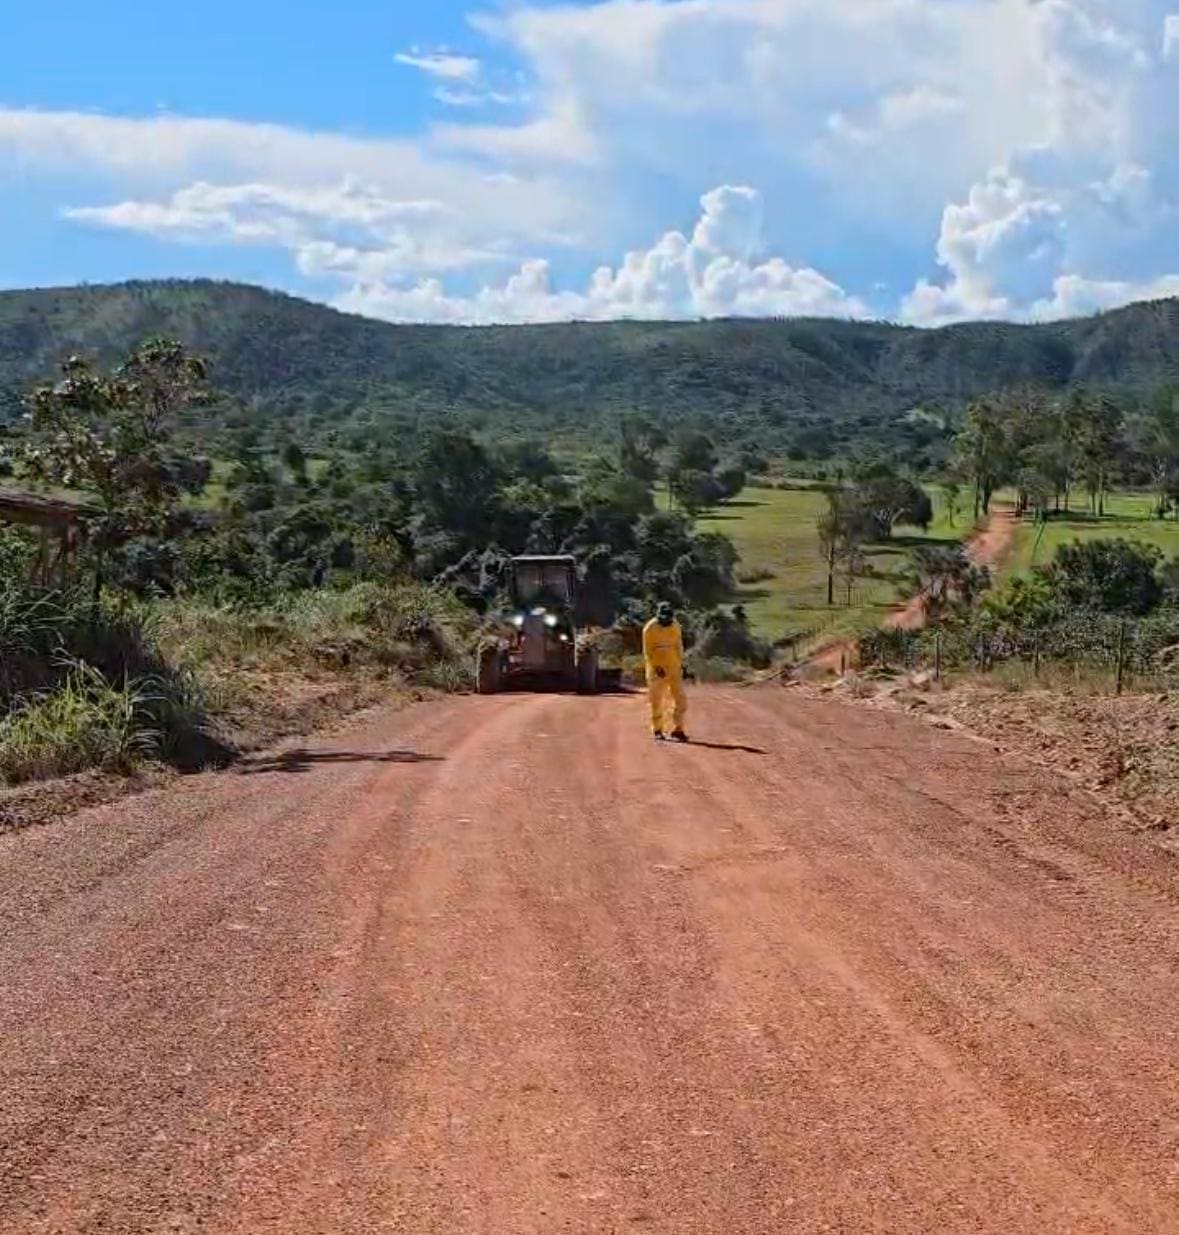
xmin=475 ymin=555 xmax=612 ymax=694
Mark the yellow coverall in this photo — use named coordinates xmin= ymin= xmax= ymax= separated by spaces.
xmin=643 ymin=618 xmax=687 ymax=735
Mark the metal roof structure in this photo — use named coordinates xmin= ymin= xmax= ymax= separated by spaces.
xmin=0 ymin=488 xmax=98 ymax=530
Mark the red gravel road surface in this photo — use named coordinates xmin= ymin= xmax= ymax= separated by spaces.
xmin=3 ymin=687 xmax=1179 ymax=1234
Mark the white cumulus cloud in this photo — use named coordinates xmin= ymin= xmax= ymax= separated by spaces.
xmin=1165 ymin=14 xmax=1179 ymax=59
xmin=337 ymin=185 xmax=865 ymax=325
xmin=5 ymin=0 xmax=1179 ymax=325
xmin=66 ymin=180 xmax=507 ymax=277
xmin=395 ymin=49 xmax=481 ymax=83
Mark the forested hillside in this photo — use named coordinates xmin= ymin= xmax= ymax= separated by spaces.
xmin=2 ymin=280 xmax=1178 ymax=462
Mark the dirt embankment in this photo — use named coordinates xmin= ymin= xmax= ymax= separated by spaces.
xmin=840 ymin=675 xmax=1179 ymax=842
xmin=3 ymin=685 xmax=1179 ymax=1233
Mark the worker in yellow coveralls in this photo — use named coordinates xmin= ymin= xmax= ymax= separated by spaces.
xmin=643 ymin=601 xmax=688 ymax=742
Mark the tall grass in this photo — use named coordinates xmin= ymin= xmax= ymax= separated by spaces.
xmin=0 ymin=578 xmax=477 ymax=786
xmin=154 ymin=581 xmax=475 ymax=683
xmin=0 ymin=662 xmax=154 ymax=783
xmin=0 ymin=584 xmax=220 ymax=784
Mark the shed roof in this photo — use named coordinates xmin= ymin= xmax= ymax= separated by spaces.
xmin=0 ymin=488 xmax=99 ymax=530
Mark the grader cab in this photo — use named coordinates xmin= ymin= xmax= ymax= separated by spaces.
xmin=475 ymin=555 xmax=604 ymax=694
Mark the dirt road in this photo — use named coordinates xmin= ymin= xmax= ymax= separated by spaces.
xmin=810 ymin=506 xmax=1019 ymax=671
xmin=886 ymin=506 xmax=1020 ymax=634
xmin=3 ymin=688 xmax=1179 ymax=1234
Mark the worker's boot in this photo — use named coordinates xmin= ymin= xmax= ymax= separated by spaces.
xmin=670 ymin=730 xmax=689 ymax=743
xmin=653 ymin=730 xmax=666 ymax=741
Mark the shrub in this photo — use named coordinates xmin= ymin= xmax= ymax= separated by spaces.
xmin=684 ymin=654 xmax=753 ymax=683
xmin=736 ymin=567 xmax=775 ymax=585
xmin=694 ymin=610 xmax=773 ymax=667
xmin=1042 ymin=539 xmax=1163 ymax=616
xmin=858 ymin=627 xmax=921 ymax=670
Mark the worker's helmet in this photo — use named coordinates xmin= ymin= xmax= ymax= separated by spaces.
xmin=656 ymin=601 xmax=675 ymax=625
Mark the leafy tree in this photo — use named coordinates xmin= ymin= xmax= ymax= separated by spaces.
xmin=849 ymin=463 xmax=931 ymax=538
xmin=497 ymin=440 xmax=559 ymax=485
xmin=18 ymin=339 xmax=211 ymax=600
xmin=1148 ymin=385 xmax=1179 ymax=519
xmin=817 ymin=486 xmax=862 ymax=606
xmin=959 ymin=398 xmax=1009 ymax=518
xmin=913 ymin=545 xmax=990 ymax=622
xmin=713 ymin=464 xmax=747 ymax=503
xmin=981 ymin=572 xmax=1058 ymax=634
xmin=619 ymin=414 xmax=665 ymax=485
xmin=939 ymin=479 xmax=961 ymax=527
xmin=412 ymin=430 xmax=501 ymax=553
xmin=1043 ymin=539 xmax=1163 ymax=616
xmin=580 ymin=456 xmax=654 ymax=519
xmin=282 ymin=438 xmax=309 ymax=483
xmin=671 ymin=430 xmax=718 ymax=477
xmin=1014 ymin=466 xmax=1054 ymax=521
xmin=672 ymin=469 xmax=721 ymax=517
xmin=839 ymin=542 xmax=868 ymax=608
xmin=668 ymin=431 xmax=720 ymax=512
xmin=1074 ymin=390 xmax=1124 ymax=516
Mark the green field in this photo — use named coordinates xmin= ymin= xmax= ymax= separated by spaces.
xmin=1005 ymin=491 xmax=1179 ymax=577
xmin=697 ymin=485 xmax=966 ymax=643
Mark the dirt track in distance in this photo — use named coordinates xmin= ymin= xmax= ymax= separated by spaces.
xmin=811 ymin=506 xmax=1019 ymax=671
xmin=3 ymin=684 xmax=1178 ymax=1234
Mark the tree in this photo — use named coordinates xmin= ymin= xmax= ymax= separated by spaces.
xmin=413 ymin=430 xmax=501 ymax=547
xmin=18 ymin=339 xmax=211 ymax=601
xmin=713 ymin=464 xmax=747 ymax=503
xmin=849 ymin=463 xmax=931 ymax=539
xmin=668 ymin=431 xmax=719 ymax=511
xmin=1074 ymin=390 xmax=1124 ymax=516
xmin=580 ymin=456 xmax=654 ymax=519
xmin=1148 ymin=385 xmax=1179 ymax=519
xmin=839 ymin=543 xmax=868 ymax=608
xmin=981 ymin=573 xmax=1058 ymax=640
xmin=497 ymin=440 xmax=559 ymax=485
xmin=282 ymin=438 xmax=309 ymax=483
xmin=671 ymin=430 xmax=718 ymax=477
xmin=939 ymin=479 xmax=961 ymax=527
xmin=817 ymin=486 xmax=864 ymax=606
xmin=1043 ymin=539 xmax=1163 ymax=616
xmin=673 ymin=469 xmax=722 ymax=517
xmin=619 ymin=414 xmax=665 ymax=486
xmin=1014 ymin=466 xmax=1053 ymax=521
xmin=913 ymin=545 xmax=990 ymax=621
xmin=959 ymin=398 xmax=1009 ymax=518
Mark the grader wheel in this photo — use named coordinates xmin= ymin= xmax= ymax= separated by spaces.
xmin=475 ymin=645 xmax=504 ymax=695
xmin=576 ymin=645 xmax=600 ymax=695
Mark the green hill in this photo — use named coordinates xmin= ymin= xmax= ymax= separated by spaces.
xmin=2 ymin=280 xmax=1178 ymax=459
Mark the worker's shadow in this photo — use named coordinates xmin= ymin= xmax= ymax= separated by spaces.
xmin=236 ymin=749 xmax=444 ymax=775
xmin=686 ymin=740 xmax=768 ymax=755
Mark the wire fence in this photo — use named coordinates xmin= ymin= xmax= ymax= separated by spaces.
xmin=859 ymin=611 xmax=1179 ymax=694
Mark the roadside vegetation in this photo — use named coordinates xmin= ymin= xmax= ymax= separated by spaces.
xmin=0 ymin=342 xmax=759 ymax=787
xmin=3 ymin=292 xmax=1179 ymax=793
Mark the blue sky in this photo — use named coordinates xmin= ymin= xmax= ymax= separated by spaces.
xmin=2 ymin=0 xmax=1178 ymax=324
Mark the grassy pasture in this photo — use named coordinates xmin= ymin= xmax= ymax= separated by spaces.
xmin=696 ymin=485 xmax=967 ymax=642
xmin=1004 ymin=491 xmax=1179 ymax=577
